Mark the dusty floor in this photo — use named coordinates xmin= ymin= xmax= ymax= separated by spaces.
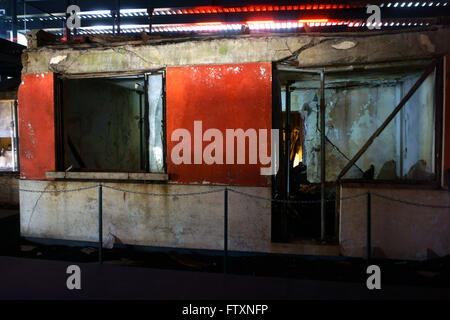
xmin=3 ymin=238 xmax=449 ymax=289
xmin=0 ymin=209 xmax=449 ymax=289
xmin=2 ymin=255 xmax=449 ymax=300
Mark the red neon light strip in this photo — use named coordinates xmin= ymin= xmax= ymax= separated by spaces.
xmin=154 ymin=3 xmax=365 ymax=15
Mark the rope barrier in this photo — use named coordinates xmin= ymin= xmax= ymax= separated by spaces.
xmin=0 ymin=183 xmax=98 ymax=193
xmin=4 ymin=182 xmax=446 ymax=268
xmin=227 ymin=188 xmax=368 ymax=203
xmin=102 ymin=184 xmax=224 ymax=197
xmin=0 ymin=183 xmax=448 ymax=209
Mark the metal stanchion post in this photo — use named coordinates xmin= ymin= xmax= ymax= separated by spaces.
xmin=98 ymin=185 xmax=103 ymax=264
xmin=366 ymin=191 xmax=371 ymax=265
xmin=224 ymin=188 xmax=228 ymax=274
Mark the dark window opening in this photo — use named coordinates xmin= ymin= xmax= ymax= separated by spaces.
xmin=56 ymin=73 xmax=165 ymax=174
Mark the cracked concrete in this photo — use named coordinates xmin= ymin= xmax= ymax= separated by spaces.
xmin=19 ymin=180 xmax=272 ymax=253
xmin=23 ymin=36 xmax=311 ymax=74
xmin=22 ymin=28 xmax=450 ymax=75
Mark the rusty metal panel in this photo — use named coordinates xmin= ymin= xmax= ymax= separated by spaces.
xmin=166 ymin=62 xmax=272 ymax=186
xmin=18 ymin=73 xmax=56 ymax=180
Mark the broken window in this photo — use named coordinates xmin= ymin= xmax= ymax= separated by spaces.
xmin=57 ymin=73 xmax=165 ymax=174
xmin=147 ymin=74 xmax=165 ymax=173
xmin=280 ymin=63 xmax=438 ymax=184
xmin=274 ymin=61 xmax=441 ymax=242
xmin=0 ymin=100 xmax=18 ymax=171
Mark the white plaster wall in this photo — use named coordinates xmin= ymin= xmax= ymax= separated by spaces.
xmin=19 ymin=180 xmax=271 ymax=252
xmin=401 ymin=73 xmax=436 ymax=176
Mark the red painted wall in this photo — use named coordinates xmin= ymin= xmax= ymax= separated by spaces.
xmin=18 ymin=73 xmax=56 ymax=180
xmin=166 ymin=62 xmax=272 ymax=186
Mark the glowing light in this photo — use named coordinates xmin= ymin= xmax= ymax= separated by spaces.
xmin=293 ymin=148 xmax=302 ymax=167
xmin=196 ymin=22 xmax=223 ymax=25
xmin=298 ymin=18 xmax=329 ymax=24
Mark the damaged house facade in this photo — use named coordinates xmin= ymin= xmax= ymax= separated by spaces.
xmin=17 ymin=26 xmax=450 ymax=260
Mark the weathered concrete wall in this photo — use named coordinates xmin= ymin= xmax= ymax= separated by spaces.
xmin=19 ymin=180 xmax=271 ymax=252
xmin=63 ymin=78 xmax=141 ymax=171
xmin=340 ymin=184 xmax=450 ymax=260
xmin=401 ymin=73 xmax=436 ymax=177
xmin=21 ymin=29 xmax=450 ymax=75
xmin=296 ymin=29 xmax=450 ymax=67
xmin=22 ymin=36 xmax=309 ymax=74
xmin=0 ymin=174 xmax=19 ymax=206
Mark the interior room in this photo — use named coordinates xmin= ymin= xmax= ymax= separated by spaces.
xmin=276 ymin=61 xmax=437 ymax=242
xmin=59 ymin=74 xmax=164 ymax=173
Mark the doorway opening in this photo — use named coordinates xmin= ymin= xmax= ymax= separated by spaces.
xmin=273 ymin=60 xmax=439 ymax=244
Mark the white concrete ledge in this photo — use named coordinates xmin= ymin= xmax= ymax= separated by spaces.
xmin=45 ymin=171 xmax=168 ymax=181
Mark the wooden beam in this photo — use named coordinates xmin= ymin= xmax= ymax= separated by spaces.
xmin=337 ymin=59 xmax=438 ymax=180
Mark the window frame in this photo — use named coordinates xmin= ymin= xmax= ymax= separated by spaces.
xmin=53 ymin=70 xmax=167 ymax=180
xmin=0 ymin=99 xmax=19 ymax=173
xmin=276 ymin=58 xmax=445 ymax=188
xmin=339 ymin=60 xmax=444 ymax=187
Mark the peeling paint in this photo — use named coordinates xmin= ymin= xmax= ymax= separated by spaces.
xmin=331 ymin=40 xmax=357 ymax=50
xmin=49 ymin=55 xmax=67 ymax=65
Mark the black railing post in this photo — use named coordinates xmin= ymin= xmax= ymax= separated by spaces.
xmin=11 ymin=0 xmax=17 ymax=42
xmin=98 ymin=184 xmax=103 ymax=264
xmin=147 ymin=7 xmax=154 ymax=34
xmin=224 ymin=188 xmax=228 ymax=274
xmin=116 ymin=0 xmax=121 ymax=36
xmin=320 ymin=70 xmax=326 ymax=241
xmin=366 ymin=191 xmax=371 ymax=265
